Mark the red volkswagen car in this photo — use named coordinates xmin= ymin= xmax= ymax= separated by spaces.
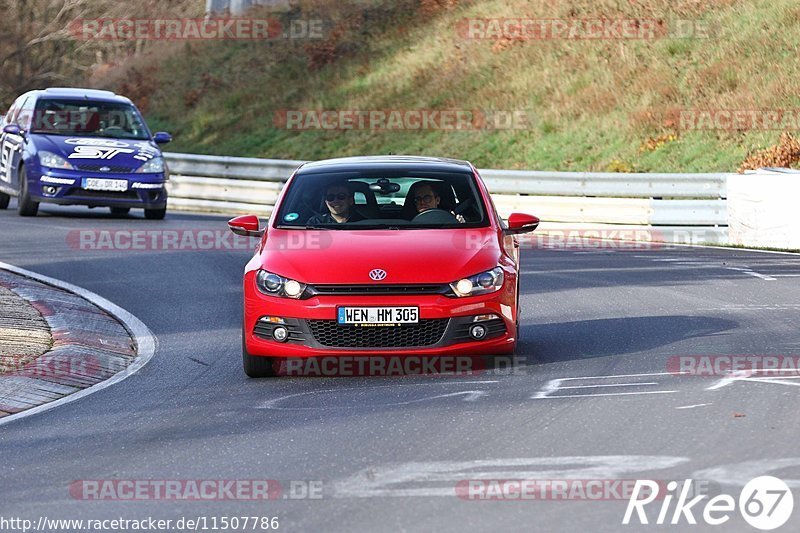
xmin=228 ymin=156 xmax=539 ymax=377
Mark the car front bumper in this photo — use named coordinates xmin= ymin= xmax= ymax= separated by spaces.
xmin=243 ymin=275 xmax=519 ymax=357
xmin=31 ymin=168 xmax=167 ymax=209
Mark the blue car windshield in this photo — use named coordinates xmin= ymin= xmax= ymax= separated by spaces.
xmin=27 ymin=99 xmax=150 ymax=140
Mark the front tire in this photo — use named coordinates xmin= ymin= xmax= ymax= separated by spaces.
xmin=0 ymin=192 xmax=9 ymax=209
xmin=144 ymin=207 xmax=166 ymax=220
xmin=242 ymin=332 xmax=277 ymax=378
xmin=17 ymin=166 xmax=39 ymax=217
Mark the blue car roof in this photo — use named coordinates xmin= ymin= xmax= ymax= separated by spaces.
xmin=34 ymin=87 xmax=133 ymax=105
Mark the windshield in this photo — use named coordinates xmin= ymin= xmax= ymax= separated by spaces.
xmin=27 ymin=98 xmax=150 ymax=140
xmin=275 ymin=170 xmax=489 ymax=229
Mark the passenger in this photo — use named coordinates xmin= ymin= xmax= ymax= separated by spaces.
xmin=307 ymin=182 xmax=365 ymax=224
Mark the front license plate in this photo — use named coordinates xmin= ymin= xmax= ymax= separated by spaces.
xmin=82 ymin=178 xmax=128 ymax=192
xmin=337 ymin=307 xmax=419 ymax=325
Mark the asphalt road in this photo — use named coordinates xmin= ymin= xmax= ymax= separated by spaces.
xmin=1 ymin=202 xmax=800 ymax=533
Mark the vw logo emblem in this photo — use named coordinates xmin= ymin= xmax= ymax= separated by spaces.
xmin=369 ymin=269 xmax=387 ymax=281
xmin=99 ymin=166 xmax=111 ymax=172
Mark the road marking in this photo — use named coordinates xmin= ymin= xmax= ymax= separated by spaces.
xmin=388 ymin=390 xmax=488 ymax=405
xmin=694 ymin=459 xmax=800 ymax=488
xmin=725 ymin=267 xmax=777 ymax=281
xmin=538 ymin=390 xmax=677 ymax=399
xmin=708 ymin=370 xmax=800 ymax=390
xmin=259 ymin=381 xmax=499 ymax=410
xmin=0 ymin=262 xmax=157 ymax=427
xmin=676 ymin=403 xmax=712 ymax=410
xmin=638 ymin=255 xmax=782 ymax=281
xmin=333 ymin=456 xmax=689 ymax=498
xmin=531 ymin=372 xmax=680 ymax=400
xmin=556 ymin=382 xmax=659 ymax=389
xmin=699 ymin=304 xmax=800 ymax=310
xmin=641 ymin=241 xmax=800 ymax=256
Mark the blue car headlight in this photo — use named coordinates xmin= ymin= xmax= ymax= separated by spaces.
xmin=136 ymin=156 xmax=165 ymax=173
xmin=449 ymin=267 xmax=505 ymax=297
xmin=256 ymin=270 xmax=307 ymax=299
xmin=39 ymin=151 xmax=74 ymax=170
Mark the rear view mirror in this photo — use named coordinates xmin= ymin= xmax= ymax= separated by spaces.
xmin=3 ymin=124 xmax=21 ymax=135
xmin=369 ymin=178 xmax=401 ymax=194
xmin=153 ymin=131 xmax=172 ymax=144
xmin=228 ymin=215 xmax=264 ymax=238
xmin=505 ymin=213 xmax=540 ymax=235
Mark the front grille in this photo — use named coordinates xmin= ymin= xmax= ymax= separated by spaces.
xmin=65 ymin=189 xmax=139 ymax=200
xmin=309 ymin=284 xmax=447 ymax=296
xmin=75 ymin=164 xmax=133 ymax=173
xmin=308 ymin=319 xmax=448 ymax=348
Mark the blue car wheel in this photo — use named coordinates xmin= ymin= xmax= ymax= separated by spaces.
xmin=17 ymin=166 xmax=39 ymax=217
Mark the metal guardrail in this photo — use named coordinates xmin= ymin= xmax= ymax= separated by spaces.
xmin=480 ymin=169 xmax=726 ymax=198
xmin=162 ymin=152 xmax=729 ymax=241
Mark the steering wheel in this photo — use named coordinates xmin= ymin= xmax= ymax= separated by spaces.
xmin=412 ymin=208 xmax=458 ymax=224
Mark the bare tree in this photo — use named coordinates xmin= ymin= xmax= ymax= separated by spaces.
xmin=0 ymin=0 xmax=202 ymax=106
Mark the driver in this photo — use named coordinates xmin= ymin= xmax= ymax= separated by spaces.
xmin=307 ymin=182 xmax=365 ymax=224
xmin=408 ymin=181 xmax=465 ymax=222
xmin=411 ymin=182 xmax=440 ymax=213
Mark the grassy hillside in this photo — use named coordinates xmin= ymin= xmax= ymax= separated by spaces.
xmin=98 ymin=0 xmax=800 ymax=172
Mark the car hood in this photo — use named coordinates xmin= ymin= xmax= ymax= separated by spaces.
xmin=33 ymin=134 xmax=160 ymax=169
xmin=260 ymin=228 xmax=501 ymax=284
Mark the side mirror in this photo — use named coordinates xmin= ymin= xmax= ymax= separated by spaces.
xmin=228 ymin=214 xmax=264 ymax=238
xmin=3 ymin=124 xmax=21 ymax=135
xmin=504 ymin=213 xmax=540 ymax=235
xmin=153 ymin=131 xmax=172 ymax=144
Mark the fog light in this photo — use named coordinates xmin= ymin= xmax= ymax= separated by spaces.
xmin=272 ymin=326 xmax=289 ymax=342
xmin=469 ymin=324 xmax=487 ymax=340
xmin=43 ymin=186 xmax=57 ymax=195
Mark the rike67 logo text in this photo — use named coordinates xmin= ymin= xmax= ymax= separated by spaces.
xmin=623 ymin=477 xmax=793 ymax=530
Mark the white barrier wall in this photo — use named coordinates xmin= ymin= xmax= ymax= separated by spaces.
xmin=162 ymin=152 xmax=731 ymax=245
xmin=728 ymin=169 xmax=800 ymax=250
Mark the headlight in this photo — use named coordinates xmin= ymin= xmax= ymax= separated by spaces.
xmin=39 ymin=151 xmax=74 ymax=170
xmin=256 ymin=270 xmax=307 ymax=299
xmin=449 ymin=267 xmax=505 ymax=297
xmin=136 ymin=156 xmax=165 ymax=173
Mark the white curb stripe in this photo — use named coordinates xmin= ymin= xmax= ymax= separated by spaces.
xmin=0 ymin=262 xmax=157 ymax=427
